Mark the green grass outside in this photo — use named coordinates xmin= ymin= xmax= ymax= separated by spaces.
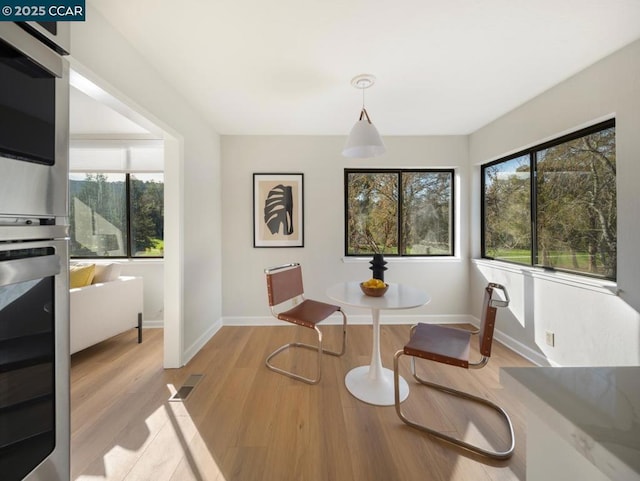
xmin=137 ymin=238 xmax=164 ymax=257
xmin=489 ymin=248 xmax=608 ymax=275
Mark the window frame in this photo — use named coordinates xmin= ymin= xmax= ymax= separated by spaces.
xmin=69 ymin=171 xmax=164 ymax=260
xmin=481 ymin=118 xmax=616 ymax=280
xmin=344 ymin=168 xmax=455 ymax=257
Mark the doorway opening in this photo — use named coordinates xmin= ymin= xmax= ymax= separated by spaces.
xmin=69 ymin=68 xmax=182 ymax=367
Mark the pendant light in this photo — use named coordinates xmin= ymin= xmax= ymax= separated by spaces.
xmin=342 ymin=74 xmax=386 ymax=158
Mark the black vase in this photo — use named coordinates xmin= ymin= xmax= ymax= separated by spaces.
xmin=369 ymin=253 xmax=388 ymax=281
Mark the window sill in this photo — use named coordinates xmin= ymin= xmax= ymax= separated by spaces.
xmin=342 ymin=256 xmax=461 ymax=264
xmin=72 ymin=257 xmax=164 ymax=264
xmin=472 ymin=258 xmax=619 ymax=296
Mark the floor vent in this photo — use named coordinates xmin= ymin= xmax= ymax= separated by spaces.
xmin=169 ymin=374 xmax=203 ymax=402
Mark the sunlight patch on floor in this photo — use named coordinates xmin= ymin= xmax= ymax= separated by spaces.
xmin=75 ymin=385 xmax=226 ymax=481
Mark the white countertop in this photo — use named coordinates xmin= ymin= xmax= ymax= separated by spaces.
xmin=502 ymin=366 xmax=640 ymax=481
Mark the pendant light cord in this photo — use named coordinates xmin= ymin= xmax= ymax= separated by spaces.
xmin=359 ymin=85 xmax=372 ymax=123
xmin=350 ymin=74 xmax=377 ymax=125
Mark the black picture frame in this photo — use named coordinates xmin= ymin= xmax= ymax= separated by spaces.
xmin=253 ymin=173 xmax=304 ymax=247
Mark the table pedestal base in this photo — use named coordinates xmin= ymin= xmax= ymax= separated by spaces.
xmin=345 ymin=366 xmax=409 ymax=406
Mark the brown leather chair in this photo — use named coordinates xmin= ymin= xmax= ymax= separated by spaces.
xmin=393 ymin=282 xmax=515 ymax=459
xmin=264 ymin=263 xmax=347 ymax=384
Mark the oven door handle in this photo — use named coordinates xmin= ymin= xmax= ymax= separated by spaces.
xmin=0 ymin=255 xmax=61 ymax=287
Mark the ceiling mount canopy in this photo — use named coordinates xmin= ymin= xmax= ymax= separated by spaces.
xmin=342 ymin=74 xmax=386 ymax=159
xmin=350 ymin=73 xmax=375 ymax=90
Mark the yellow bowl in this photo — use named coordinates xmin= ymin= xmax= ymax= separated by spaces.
xmin=360 ymin=282 xmax=389 ymax=297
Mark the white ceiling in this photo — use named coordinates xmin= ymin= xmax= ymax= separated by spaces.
xmin=86 ymin=0 xmax=640 ymax=136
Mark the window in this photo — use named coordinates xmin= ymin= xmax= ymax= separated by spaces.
xmin=70 ymin=172 xmax=164 ymax=258
xmin=345 ymin=169 xmax=454 ymax=256
xmin=482 ymin=119 xmax=616 ymax=279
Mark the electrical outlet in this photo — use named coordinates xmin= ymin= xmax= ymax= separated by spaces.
xmin=545 ymin=330 xmax=555 ymax=347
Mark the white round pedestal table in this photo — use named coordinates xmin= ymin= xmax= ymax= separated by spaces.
xmin=326 ymin=281 xmax=430 ymax=406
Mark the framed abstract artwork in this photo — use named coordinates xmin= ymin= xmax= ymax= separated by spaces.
xmin=253 ymin=173 xmax=304 ymax=247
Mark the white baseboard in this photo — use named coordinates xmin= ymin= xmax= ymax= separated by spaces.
xmin=222 ymin=314 xmax=473 ymax=327
xmin=158 ymin=314 xmax=548 ymax=367
xmin=222 ymin=314 xmax=549 ymax=366
xmin=142 ymin=320 xmax=163 ymax=328
xmin=493 ymin=330 xmax=552 ymax=366
xmin=467 ymin=316 xmax=549 ymax=367
xmin=182 ymin=318 xmax=223 ymax=365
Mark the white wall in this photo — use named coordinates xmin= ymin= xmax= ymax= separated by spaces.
xmin=70 ymin=5 xmax=222 ymax=366
xmin=469 ymin=39 xmax=640 ymax=366
xmin=221 ymin=135 xmax=471 ymax=324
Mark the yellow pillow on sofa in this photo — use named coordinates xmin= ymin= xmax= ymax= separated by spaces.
xmin=70 ymin=264 xmax=96 ymax=288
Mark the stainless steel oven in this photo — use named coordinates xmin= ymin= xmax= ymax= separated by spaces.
xmin=0 ymin=22 xmax=69 ymax=221
xmin=18 ymin=22 xmax=70 ymax=55
xmin=0 ymin=20 xmax=69 ymax=481
xmin=0 ymin=237 xmax=69 ymax=481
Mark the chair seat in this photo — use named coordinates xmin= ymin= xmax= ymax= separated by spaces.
xmin=404 ymin=323 xmax=471 ymax=368
xmin=278 ymin=299 xmax=341 ymax=329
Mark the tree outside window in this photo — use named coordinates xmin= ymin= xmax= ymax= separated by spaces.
xmin=70 ymin=172 xmax=164 ymax=258
xmin=482 ymin=119 xmax=616 ymax=279
xmin=483 ymin=155 xmax=531 ymax=263
xmin=130 ymin=173 xmax=164 ymax=256
xmin=345 ymin=169 xmax=454 ymax=256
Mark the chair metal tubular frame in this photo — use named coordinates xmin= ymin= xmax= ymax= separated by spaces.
xmin=392 ymin=283 xmax=515 ymax=460
xmin=264 ymin=263 xmax=347 ymax=385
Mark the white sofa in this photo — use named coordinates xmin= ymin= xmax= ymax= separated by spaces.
xmin=70 ymin=266 xmax=144 ymax=354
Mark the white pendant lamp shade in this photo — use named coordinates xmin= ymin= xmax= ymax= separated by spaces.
xmin=342 ymin=109 xmax=386 ymax=158
xmin=342 ymin=74 xmax=386 ymax=158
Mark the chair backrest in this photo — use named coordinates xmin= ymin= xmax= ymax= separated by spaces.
xmin=265 ymin=263 xmax=304 ymax=307
xmin=478 ymin=283 xmax=509 ymax=357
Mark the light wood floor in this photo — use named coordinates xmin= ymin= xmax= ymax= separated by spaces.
xmin=70 ymin=324 xmax=534 ymax=481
